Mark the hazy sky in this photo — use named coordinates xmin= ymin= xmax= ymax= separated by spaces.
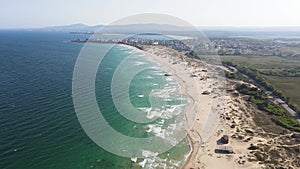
xmin=1 ymin=0 xmax=300 ymax=28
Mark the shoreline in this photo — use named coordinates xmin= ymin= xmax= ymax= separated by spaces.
xmin=120 ymin=44 xmax=296 ymax=169
xmin=120 ymin=44 xmax=214 ymax=168
xmin=137 ymin=46 xmax=196 ymax=167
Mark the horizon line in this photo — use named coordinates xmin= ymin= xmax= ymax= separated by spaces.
xmin=2 ymin=23 xmax=300 ymax=30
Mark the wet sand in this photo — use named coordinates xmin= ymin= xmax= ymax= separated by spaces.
xmin=124 ymin=44 xmax=266 ymax=169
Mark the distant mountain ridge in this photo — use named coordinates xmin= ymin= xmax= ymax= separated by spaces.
xmin=40 ymin=23 xmax=300 ymax=32
xmin=37 ymin=23 xmax=300 ymax=38
xmin=40 ymin=23 xmax=103 ymax=32
xmin=40 ymin=23 xmax=197 ymax=32
xmin=39 ymin=23 xmax=199 ymax=36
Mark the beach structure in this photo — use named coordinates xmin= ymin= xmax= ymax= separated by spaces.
xmin=202 ymin=90 xmax=211 ymax=95
xmin=215 ymin=146 xmax=233 ymax=154
xmin=221 ymin=135 xmax=229 ymax=144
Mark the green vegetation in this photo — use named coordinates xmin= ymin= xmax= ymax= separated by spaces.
xmin=221 ymin=55 xmax=300 ymax=113
xmin=224 ymin=61 xmax=282 ymax=99
xmin=185 ymin=50 xmax=198 ymax=58
xmin=236 ymin=84 xmax=300 ymax=132
xmin=273 ymin=116 xmax=300 ymax=131
xmin=250 ymin=145 xmax=283 ymax=165
xmin=221 ymin=55 xmax=300 ymax=70
xmin=263 ymin=76 xmax=300 ymax=111
xmin=224 ymin=71 xmax=237 ymax=79
xmin=269 ymin=149 xmax=280 ymax=161
xmin=254 ymin=151 xmax=268 ymax=161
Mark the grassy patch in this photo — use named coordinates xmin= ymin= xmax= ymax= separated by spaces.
xmin=263 ymin=76 xmax=300 ymax=111
xmin=221 ymin=55 xmax=300 ymax=111
xmin=236 ymin=84 xmax=300 ymax=132
xmin=272 ymin=116 xmax=300 ymax=132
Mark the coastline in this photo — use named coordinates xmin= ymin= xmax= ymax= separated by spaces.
xmin=121 ymin=44 xmax=215 ymax=168
xmin=136 ymin=45 xmax=262 ymax=169
xmin=117 ymin=44 xmax=300 ymax=169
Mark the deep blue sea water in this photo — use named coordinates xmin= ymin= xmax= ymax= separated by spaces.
xmin=0 ymin=30 xmax=189 ymax=169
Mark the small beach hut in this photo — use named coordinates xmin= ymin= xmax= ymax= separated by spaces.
xmin=215 ymin=146 xmax=233 ymax=154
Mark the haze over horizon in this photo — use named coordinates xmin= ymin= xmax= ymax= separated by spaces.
xmin=1 ymin=0 xmax=300 ymax=29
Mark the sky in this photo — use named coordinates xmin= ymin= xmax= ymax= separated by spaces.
xmin=1 ymin=0 xmax=300 ymax=28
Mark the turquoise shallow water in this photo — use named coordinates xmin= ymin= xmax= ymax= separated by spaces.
xmin=0 ymin=30 xmax=190 ymax=169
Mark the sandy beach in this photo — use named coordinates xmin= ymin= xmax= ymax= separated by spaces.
xmin=139 ymin=46 xmax=226 ymax=168
xmin=123 ymin=44 xmax=299 ymax=169
xmin=139 ymin=45 xmax=268 ymax=169
xmin=139 ymin=46 xmax=225 ymax=164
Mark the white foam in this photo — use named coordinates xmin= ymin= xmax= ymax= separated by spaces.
xmin=165 ymin=77 xmax=174 ymax=81
xmin=138 ymin=107 xmax=152 ymax=114
xmin=142 ymin=150 xmax=158 ymax=157
xmin=138 ymin=107 xmax=165 ymax=119
xmin=149 ymin=66 xmax=159 ymax=69
xmin=144 ymin=75 xmax=153 ymax=79
xmin=158 ymin=119 xmax=165 ymax=125
xmin=152 ymin=70 xmax=165 ymax=76
xmin=135 ymin=61 xmax=147 ymax=65
xmin=136 ymin=150 xmax=183 ymax=169
xmin=139 ymin=159 xmax=147 ymax=168
xmin=147 ymin=110 xmax=162 ymax=119
xmin=131 ymin=157 xmax=137 ymax=163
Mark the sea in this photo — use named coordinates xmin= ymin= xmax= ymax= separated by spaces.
xmin=0 ymin=30 xmax=190 ymax=169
